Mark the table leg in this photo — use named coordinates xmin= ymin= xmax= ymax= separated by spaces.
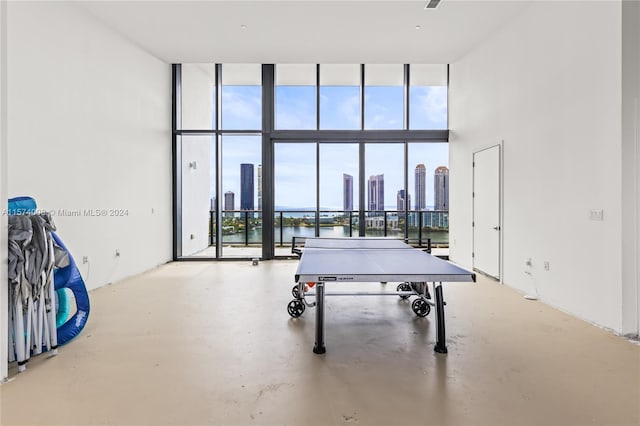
xmin=434 ymin=282 xmax=448 ymax=354
xmin=313 ymin=282 xmax=326 ymax=354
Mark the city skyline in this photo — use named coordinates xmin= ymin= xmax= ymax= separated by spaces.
xmin=240 ymin=163 xmax=254 ymax=211
xmin=397 ymin=189 xmax=411 ymax=212
xmin=343 ymin=174 xmax=353 ymax=211
xmin=434 ymin=166 xmax=449 ymax=211
xmin=215 ymin=81 xmax=448 ymax=210
xmin=368 ymin=174 xmax=384 ymax=211
xmin=227 ymin=160 xmax=449 ymax=212
xmin=224 ymin=191 xmax=234 ymax=217
xmin=358 ymin=166 xmax=449 ymax=213
xmin=415 ymin=164 xmax=427 ymax=211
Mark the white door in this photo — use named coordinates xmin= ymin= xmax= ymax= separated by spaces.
xmin=473 ymin=145 xmax=501 ymax=279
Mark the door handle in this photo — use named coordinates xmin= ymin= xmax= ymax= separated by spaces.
xmin=493 ymin=226 xmax=501 ymax=231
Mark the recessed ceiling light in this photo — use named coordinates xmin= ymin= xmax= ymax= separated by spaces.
xmin=424 ymin=0 xmax=441 ymax=9
xmin=415 ymin=25 xmax=421 ymax=30
xmin=240 ymin=24 xmax=247 ymax=30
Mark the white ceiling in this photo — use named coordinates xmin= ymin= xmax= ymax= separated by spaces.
xmin=76 ymin=0 xmax=531 ymax=64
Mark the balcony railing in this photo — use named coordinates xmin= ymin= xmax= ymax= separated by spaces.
xmin=208 ymin=209 xmax=449 ymax=249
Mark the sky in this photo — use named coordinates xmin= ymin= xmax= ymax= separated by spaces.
xmin=205 ymin=82 xmax=448 ymax=211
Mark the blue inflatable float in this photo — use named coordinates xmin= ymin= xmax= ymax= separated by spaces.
xmin=50 ymin=232 xmax=90 ymax=344
xmin=7 ymin=196 xmax=90 ymax=346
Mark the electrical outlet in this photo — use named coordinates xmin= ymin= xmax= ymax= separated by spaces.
xmin=82 ymin=256 xmax=88 ymax=264
xmin=544 ymin=261 xmax=550 ymax=271
xmin=115 ymin=249 xmax=120 ymax=257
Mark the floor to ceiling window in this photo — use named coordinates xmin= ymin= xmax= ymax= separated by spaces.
xmin=409 ymin=64 xmax=448 ymax=130
xmin=318 ymin=143 xmax=359 ymax=238
xmin=173 ymin=63 xmax=449 ymax=260
xmin=364 ymin=143 xmax=405 ymax=237
xmin=176 ymin=64 xmax=216 ymax=258
xmin=275 ymin=64 xmax=316 ymax=130
xmin=319 ymin=64 xmax=361 ymax=130
xmin=407 ymin=142 xmax=449 ymax=247
xmin=221 ymin=134 xmax=262 ymax=258
xmin=273 ymin=143 xmax=317 ymax=255
xmin=364 ymin=64 xmax=404 ymax=130
xmin=218 ymin=64 xmax=262 ymax=258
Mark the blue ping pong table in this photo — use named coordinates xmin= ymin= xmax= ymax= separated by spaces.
xmin=287 ymin=237 xmax=476 ymax=354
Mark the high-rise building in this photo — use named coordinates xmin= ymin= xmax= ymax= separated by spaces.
xmin=210 ymin=197 xmax=216 ymax=212
xmin=397 ymin=189 xmax=411 ymax=211
xmin=434 ymin=166 xmax=449 ymax=211
xmin=343 ymin=174 xmax=353 ymax=211
xmin=368 ymin=174 xmax=384 ymax=211
xmin=415 ymin=164 xmax=426 ymax=211
xmin=257 ymin=164 xmax=263 ymax=211
xmin=240 ymin=164 xmax=254 ymax=214
xmin=224 ymin=191 xmax=234 ymax=217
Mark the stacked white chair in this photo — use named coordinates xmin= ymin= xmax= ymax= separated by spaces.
xmin=7 ymin=212 xmax=67 ymax=372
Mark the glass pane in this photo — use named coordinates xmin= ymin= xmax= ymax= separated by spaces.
xmin=221 ymin=85 xmax=262 ymax=130
xmin=319 ymin=86 xmax=360 ymax=130
xmin=275 ymin=86 xmax=316 ymax=129
xmin=410 ymin=63 xmax=448 ymax=130
xmin=181 ymin=64 xmax=215 ymax=130
xmin=274 ymin=143 xmax=317 ymax=249
xmin=365 ymin=64 xmax=404 ymax=130
xmin=409 ymin=86 xmax=447 ymax=130
xmin=320 ymin=64 xmax=361 ymax=130
xmin=274 ymin=211 xmax=317 ymax=254
xmin=407 ymin=143 xmax=449 ymax=247
xmin=180 ymin=135 xmax=216 ymax=257
xmin=275 ymin=64 xmax=316 ymax=130
xmin=221 ymin=65 xmax=262 ymax=130
xmin=364 ymin=86 xmax=404 ymax=129
xmin=434 ymin=165 xmax=449 ymax=211
xmin=221 ymin=135 xmax=262 ymax=258
xmin=364 ymin=143 xmax=404 ymax=238
xmin=319 ymin=143 xmax=359 ymax=238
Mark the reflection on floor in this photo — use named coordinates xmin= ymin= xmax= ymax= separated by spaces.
xmin=1 ymin=261 xmax=638 ymax=426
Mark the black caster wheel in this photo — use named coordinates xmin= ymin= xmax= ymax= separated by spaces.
xmin=292 ymin=284 xmax=301 ymax=299
xmin=287 ymin=300 xmax=305 ymax=318
xmin=411 ymin=298 xmax=431 ymax=317
xmin=397 ymin=282 xmax=411 ymax=299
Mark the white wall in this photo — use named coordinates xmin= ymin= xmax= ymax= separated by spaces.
xmin=449 ymin=1 xmax=625 ymax=332
xmin=179 ymin=64 xmax=214 ymax=256
xmin=621 ymin=0 xmax=640 ymax=336
xmin=6 ymin=1 xmax=172 ymax=290
xmin=180 ymin=136 xmax=211 ymax=256
xmin=1 ymin=0 xmax=8 ymax=382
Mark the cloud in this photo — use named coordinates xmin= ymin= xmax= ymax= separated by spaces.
xmin=275 ymin=86 xmax=316 ymax=129
xmin=364 ymin=88 xmax=403 ymax=129
xmin=339 ymin=94 xmax=361 ymax=128
xmin=221 ymin=86 xmax=261 ymax=129
xmin=319 ymin=87 xmax=360 ymax=129
xmin=413 ymin=86 xmax=447 ymax=127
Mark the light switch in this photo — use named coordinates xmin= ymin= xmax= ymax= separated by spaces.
xmin=589 ymin=209 xmax=604 ymax=221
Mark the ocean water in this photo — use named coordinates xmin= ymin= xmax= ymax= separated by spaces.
xmin=221 ymin=225 xmax=448 ymax=245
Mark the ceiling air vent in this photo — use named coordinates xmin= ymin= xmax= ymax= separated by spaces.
xmin=424 ymin=0 xmax=442 ymax=9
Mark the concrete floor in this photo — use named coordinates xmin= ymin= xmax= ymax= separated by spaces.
xmin=1 ymin=260 xmax=638 ymax=426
